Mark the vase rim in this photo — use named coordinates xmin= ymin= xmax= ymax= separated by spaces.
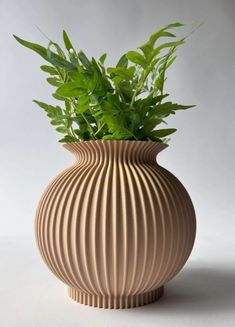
xmin=63 ymin=140 xmax=168 ymax=162
xmin=63 ymin=139 xmax=168 ymax=148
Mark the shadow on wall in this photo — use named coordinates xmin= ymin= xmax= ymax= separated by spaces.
xmin=138 ymin=266 xmax=235 ymax=314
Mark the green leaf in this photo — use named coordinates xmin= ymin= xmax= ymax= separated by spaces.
xmin=143 ymin=117 xmax=163 ymax=131
xmin=151 ymin=39 xmax=185 ymax=58
xmin=107 ymin=66 xmax=135 ymax=80
xmin=136 ymin=94 xmax=169 ymax=109
xmin=126 ymin=51 xmax=146 ymax=67
xmin=99 ymin=53 xmax=107 ymax=64
xmin=148 ymin=31 xmax=176 ymax=46
xmin=165 ymin=22 xmax=184 ymax=29
xmin=33 ymin=100 xmax=51 ymax=111
xmin=165 ymin=55 xmax=177 ymax=69
xmin=75 ymin=94 xmax=89 ymax=114
xmin=47 ymin=48 xmax=76 ymax=71
xmin=13 ymin=35 xmax=77 ymax=71
xmin=73 ymin=128 xmax=90 ymax=140
xmin=56 ymin=126 xmax=68 ymax=133
xmin=40 ymin=65 xmax=58 ymax=75
xmin=63 ymin=30 xmax=74 ymax=51
xmin=48 ymin=40 xmax=66 ymax=59
xmin=56 ymin=81 xmax=86 ymax=97
xmin=116 ymin=54 xmax=128 ymax=68
xmin=102 ymin=130 xmax=132 ymax=140
xmin=68 ymin=71 xmax=84 ymax=81
xmin=152 ymin=47 xmax=177 ymax=94
xmin=14 ymin=35 xmax=47 ymax=58
xmin=50 ymin=118 xmax=62 ymax=125
xmin=102 ymin=122 xmax=134 ymax=140
xmin=33 ymin=100 xmax=62 ymax=115
xmin=139 ymin=22 xmax=184 ymax=58
xmin=173 ymin=104 xmax=196 ymax=110
xmin=91 ymin=57 xmax=102 ymax=73
xmin=149 ymin=128 xmax=177 ymax=137
xmin=47 ymin=77 xmax=61 ymax=87
xmin=77 ymin=50 xmax=90 ymax=68
xmin=52 ymin=93 xmax=65 ymax=101
xmin=154 ymin=102 xmax=195 ymax=117
xmin=59 ymin=135 xmax=77 ymax=143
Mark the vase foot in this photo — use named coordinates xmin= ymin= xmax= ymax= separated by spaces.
xmin=68 ymin=286 xmax=164 ymax=309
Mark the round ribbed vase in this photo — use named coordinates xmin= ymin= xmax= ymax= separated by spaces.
xmin=35 ymin=140 xmax=196 ymax=309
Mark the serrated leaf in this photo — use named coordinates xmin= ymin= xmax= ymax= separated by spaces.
xmin=33 ymin=100 xmax=62 ymax=117
xmin=33 ymin=100 xmax=50 ymax=111
xmin=102 ymin=128 xmax=134 ymax=140
xmin=138 ymin=22 xmax=184 ymax=59
xmin=155 ymin=102 xmax=195 ymax=117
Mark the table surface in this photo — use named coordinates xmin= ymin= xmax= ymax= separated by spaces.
xmin=1 ymin=236 xmax=235 ymax=327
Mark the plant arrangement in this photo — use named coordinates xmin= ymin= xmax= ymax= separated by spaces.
xmin=14 ymin=22 xmax=195 ymax=143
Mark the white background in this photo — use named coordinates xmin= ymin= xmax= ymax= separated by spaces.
xmin=0 ymin=0 xmax=235 ymax=326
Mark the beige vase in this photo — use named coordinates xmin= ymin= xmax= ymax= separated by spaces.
xmin=35 ymin=140 xmax=196 ymax=309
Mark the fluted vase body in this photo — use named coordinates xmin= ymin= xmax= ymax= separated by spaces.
xmin=35 ymin=140 xmax=196 ymax=309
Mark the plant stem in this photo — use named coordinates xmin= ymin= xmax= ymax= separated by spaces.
xmin=70 ymin=98 xmax=97 ymax=139
xmin=81 ymin=113 xmax=97 ymax=139
xmin=94 ymin=122 xmax=105 ymax=137
xmin=117 ymin=86 xmax=126 ymax=104
xmin=70 ymin=125 xmax=77 ymax=139
xmin=129 ymin=68 xmax=149 ymax=109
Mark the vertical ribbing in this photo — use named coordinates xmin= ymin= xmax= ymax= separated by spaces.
xmin=35 ymin=140 xmax=196 ymax=309
xmin=68 ymin=286 xmax=164 ymax=309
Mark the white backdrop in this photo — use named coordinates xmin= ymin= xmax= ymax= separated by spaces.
xmin=0 ymin=0 xmax=235 ymax=326
xmin=1 ymin=0 xmax=234 ymax=239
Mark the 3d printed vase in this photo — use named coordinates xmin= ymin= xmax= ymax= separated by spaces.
xmin=35 ymin=140 xmax=196 ymax=309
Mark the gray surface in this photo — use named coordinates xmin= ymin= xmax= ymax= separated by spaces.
xmin=0 ymin=0 xmax=235 ymax=325
xmin=1 ymin=237 xmax=235 ymax=327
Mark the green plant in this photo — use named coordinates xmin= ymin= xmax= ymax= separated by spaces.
xmin=14 ymin=22 xmax=195 ymax=143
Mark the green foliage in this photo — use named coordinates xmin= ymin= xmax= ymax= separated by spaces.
xmin=13 ymin=22 xmax=196 ymax=143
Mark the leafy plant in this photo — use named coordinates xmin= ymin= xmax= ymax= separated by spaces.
xmin=14 ymin=22 xmax=195 ymax=143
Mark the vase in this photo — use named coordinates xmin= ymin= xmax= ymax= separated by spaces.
xmin=35 ymin=140 xmax=196 ymax=309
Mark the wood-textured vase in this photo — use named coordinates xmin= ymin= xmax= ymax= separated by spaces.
xmin=35 ymin=140 xmax=196 ymax=309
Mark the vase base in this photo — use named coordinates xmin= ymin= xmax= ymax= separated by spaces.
xmin=68 ymin=286 xmax=164 ymax=309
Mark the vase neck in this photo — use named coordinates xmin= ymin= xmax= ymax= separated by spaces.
xmin=63 ymin=140 xmax=167 ymax=165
